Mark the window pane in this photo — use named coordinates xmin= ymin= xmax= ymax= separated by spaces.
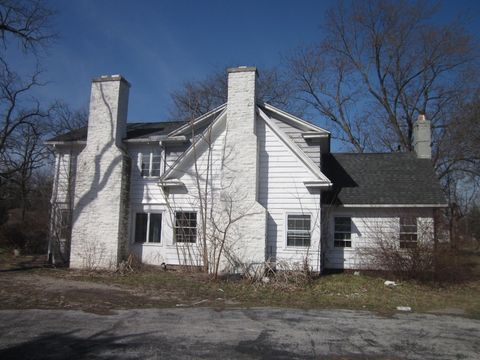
xmin=400 ymin=241 xmax=417 ymax=249
xmin=151 ymin=155 xmax=162 ymax=177
xmin=59 ymin=209 xmax=70 ymax=239
xmin=334 ymin=232 xmax=351 ymax=240
xmin=334 ymin=240 xmax=352 ymax=248
xmin=287 ymin=214 xmax=311 ymax=247
xmin=135 ymin=213 xmax=148 ymax=243
xmin=335 ymin=224 xmax=351 ymax=232
xmin=334 ymin=217 xmax=352 ymax=248
xmin=287 ymin=233 xmax=311 ymax=247
xmin=400 ymin=217 xmax=416 ymax=226
xmin=175 ymin=212 xmax=197 ymax=243
xmin=140 ymin=154 xmax=149 ymax=177
xmin=149 ymin=214 xmax=162 ymax=243
xmin=400 ymin=217 xmax=417 ymax=248
xmin=288 ymin=215 xmax=310 ymax=231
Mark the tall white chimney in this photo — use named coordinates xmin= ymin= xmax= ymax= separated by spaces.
xmin=69 ymin=75 xmax=131 ymax=269
xmin=413 ymin=114 xmax=431 ymax=159
xmin=219 ymin=66 xmax=267 ymax=271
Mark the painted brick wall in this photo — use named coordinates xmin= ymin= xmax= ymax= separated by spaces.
xmin=220 ymin=67 xmax=267 ymax=269
xmin=69 ymin=76 xmax=130 ymax=269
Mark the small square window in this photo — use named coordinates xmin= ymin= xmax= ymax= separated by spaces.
xmin=287 ymin=214 xmax=311 ymax=247
xmin=139 ymin=152 xmax=162 ymax=177
xmin=175 ymin=212 xmax=197 ymax=243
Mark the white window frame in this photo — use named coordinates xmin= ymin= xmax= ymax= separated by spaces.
xmin=333 ymin=216 xmax=352 ymax=248
xmin=133 ymin=211 xmax=163 ymax=244
xmin=174 ymin=211 xmax=197 ymax=244
xmin=399 ymin=216 xmax=418 ymax=249
xmin=138 ymin=151 xmax=162 ymax=178
xmin=285 ymin=212 xmax=312 ymax=248
xmin=53 ymin=202 xmax=71 ymax=241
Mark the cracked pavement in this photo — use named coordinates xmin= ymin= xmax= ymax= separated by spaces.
xmin=0 ymin=308 xmax=479 ymax=359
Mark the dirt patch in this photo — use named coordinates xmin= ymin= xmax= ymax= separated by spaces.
xmin=0 ymin=259 xmax=479 ymax=317
xmin=0 ymin=271 xmax=180 ymax=314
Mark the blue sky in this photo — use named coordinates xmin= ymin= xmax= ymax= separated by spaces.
xmin=11 ymin=0 xmax=480 ymax=122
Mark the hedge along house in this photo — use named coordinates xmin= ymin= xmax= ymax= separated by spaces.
xmin=46 ymin=66 xmax=447 ymax=272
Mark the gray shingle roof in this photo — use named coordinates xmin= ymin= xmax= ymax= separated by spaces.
xmin=47 ymin=121 xmax=187 ymax=142
xmin=322 ymin=153 xmax=447 ymax=206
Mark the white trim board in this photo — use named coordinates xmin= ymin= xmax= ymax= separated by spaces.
xmin=167 ymin=104 xmax=227 ymax=137
xmin=326 ymin=204 xmax=448 ymax=208
xmin=260 ymin=102 xmax=330 ymax=134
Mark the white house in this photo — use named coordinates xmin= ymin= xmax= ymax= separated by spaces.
xmin=46 ymin=66 xmax=447 ymax=272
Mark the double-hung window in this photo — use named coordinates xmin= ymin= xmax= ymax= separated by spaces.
xmin=334 ymin=217 xmax=352 ymax=247
xmin=54 ymin=204 xmax=71 ymax=240
xmin=139 ymin=152 xmax=162 ymax=177
xmin=135 ymin=212 xmax=162 ymax=243
xmin=174 ymin=212 xmax=197 ymax=243
xmin=399 ymin=217 xmax=417 ymax=248
xmin=286 ymin=214 xmax=311 ymax=247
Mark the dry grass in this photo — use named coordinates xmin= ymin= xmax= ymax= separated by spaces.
xmin=2 ymin=249 xmax=479 ymax=317
xmin=41 ymin=263 xmax=480 ymax=318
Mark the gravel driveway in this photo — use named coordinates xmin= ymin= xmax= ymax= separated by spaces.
xmin=0 ymin=308 xmax=479 ymax=359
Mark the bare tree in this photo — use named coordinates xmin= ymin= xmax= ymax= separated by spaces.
xmin=0 ymin=0 xmax=55 ymax=53
xmin=287 ymin=0 xmax=478 ymax=155
xmin=50 ymin=101 xmax=88 ymax=135
xmin=170 ymin=67 xmax=297 ymax=120
xmin=0 ymin=59 xmax=49 ymax=186
xmin=6 ymin=120 xmax=49 ymax=219
xmin=0 ymin=0 xmax=55 ymax=183
xmin=161 ymin=103 xmax=262 ymax=278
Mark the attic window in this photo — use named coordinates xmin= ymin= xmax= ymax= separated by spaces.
xmin=399 ymin=217 xmax=417 ymax=248
xmin=139 ymin=152 xmax=162 ymax=177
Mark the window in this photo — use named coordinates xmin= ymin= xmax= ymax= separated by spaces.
xmin=54 ymin=207 xmax=71 ymax=240
xmin=400 ymin=217 xmax=417 ymax=248
xmin=140 ymin=152 xmax=162 ymax=177
xmin=58 ymin=209 xmax=71 ymax=239
xmin=135 ymin=213 xmax=162 ymax=243
xmin=334 ymin=217 xmax=352 ymax=247
xmin=287 ymin=214 xmax=311 ymax=247
xmin=174 ymin=212 xmax=197 ymax=243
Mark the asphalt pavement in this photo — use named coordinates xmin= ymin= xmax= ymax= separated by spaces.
xmin=0 ymin=308 xmax=478 ymax=359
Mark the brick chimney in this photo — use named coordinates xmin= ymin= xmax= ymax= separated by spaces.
xmin=219 ymin=66 xmax=267 ymax=271
xmin=224 ymin=66 xmax=259 ymax=200
xmin=69 ymin=75 xmax=131 ymax=269
xmin=413 ymin=114 xmax=431 ymax=159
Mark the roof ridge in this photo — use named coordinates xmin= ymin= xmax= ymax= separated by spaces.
xmin=332 ymin=152 xmax=414 ymax=156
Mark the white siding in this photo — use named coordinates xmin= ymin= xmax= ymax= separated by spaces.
xmin=257 ymin=118 xmax=322 ymax=271
xmin=128 ymin=144 xmax=165 ymax=204
xmin=51 ymin=147 xmax=81 ymax=205
xmin=128 ymin=123 xmax=226 ymax=266
xmin=270 ymin=117 xmax=322 ymax=166
xmin=323 ymin=207 xmax=435 ymax=269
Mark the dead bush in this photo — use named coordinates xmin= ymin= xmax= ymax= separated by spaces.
xmin=362 ymin=239 xmax=475 ymax=283
xmin=117 ymin=253 xmax=144 ymax=274
xmin=237 ymin=258 xmax=316 ymax=290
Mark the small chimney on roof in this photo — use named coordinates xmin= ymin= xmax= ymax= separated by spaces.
xmin=413 ymin=114 xmax=431 ymax=159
